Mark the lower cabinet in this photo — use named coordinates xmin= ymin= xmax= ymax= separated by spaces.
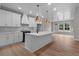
xmin=18 ymin=32 xmax=22 ymax=42
xmin=13 ymin=32 xmax=18 ymax=43
xmin=0 ymin=34 xmax=7 ymax=47
xmin=14 ymin=32 xmax=22 ymax=43
xmin=7 ymin=32 xmax=15 ymax=44
xmin=0 ymin=32 xmax=22 ymax=47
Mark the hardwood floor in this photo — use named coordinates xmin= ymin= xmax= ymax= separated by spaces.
xmin=0 ymin=34 xmax=79 ymax=56
xmin=34 ymin=34 xmax=79 ymax=56
xmin=0 ymin=42 xmax=35 ymax=56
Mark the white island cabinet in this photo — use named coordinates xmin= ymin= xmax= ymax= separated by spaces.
xmin=25 ymin=32 xmax=53 ymax=52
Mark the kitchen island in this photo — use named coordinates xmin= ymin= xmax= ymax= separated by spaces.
xmin=25 ymin=32 xmax=53 ymax=52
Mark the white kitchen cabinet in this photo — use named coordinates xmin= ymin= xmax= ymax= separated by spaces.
xmin=12 ymin=32 xmax=22 ymax=43
xmin=14 ymin=32 xmax=19 ymax=43
xmin=6 ymin=11 xmax=21 ymax=27
xmin=0 ymin=34 xmax=7 ymax=47
xmin=25 ymin=32 xmax=52 ymax=52
xmin=7 ymin=33 xmax=15 ymax=44
xmin=18 ymin=32 xmax=22 ymax=42
xmin=7 ymin=32 xmax=22 ymax=44
xmin=10 ymin=13 xmax=20 ymax=27
xmin=0 ymin=9 xmax=7 ymax=26
xmin=0 ymin=9 xmax=21 ymax=27
xmin=16 ymin=14 xmax=21 ymax=27
xmin=13 ymin=13 xmax=21 ymax=27
xmin=9 ymin=32 xmax=22 ymax=43
xmin=6 ymin=11 xmax=13 ymax=26
xmin=0 ymin=32 xmax=22 ymax=47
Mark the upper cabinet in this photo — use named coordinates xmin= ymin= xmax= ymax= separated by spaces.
xmin=0 ymin=9 xmax=7 ymax=26
xmin=21 ymin=15 xmax=29 ymax=24
xmin=12 ymin=13 xmax=21 ymax=27
xmin=0 ymin=9 xmax=21 ymax=27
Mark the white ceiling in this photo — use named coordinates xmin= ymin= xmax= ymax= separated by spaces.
xmin=0 ymin=3 xmax=77 ymax=21
xmin=1 ymin=3 xmax=48 ymax=15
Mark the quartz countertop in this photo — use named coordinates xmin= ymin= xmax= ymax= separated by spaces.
xmin=26 ymin=31 xmax=53 ymax=36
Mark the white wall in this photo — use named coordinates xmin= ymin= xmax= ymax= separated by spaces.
xmin=51 ymin=4 xmax=75 ymax=35
xmin=51 ymin=20 xmax=74 ymax=35
xmin=73 ymin=7 xmax=79 ymax=40
xmin=41 ymin=19 xmax=51 ymax=32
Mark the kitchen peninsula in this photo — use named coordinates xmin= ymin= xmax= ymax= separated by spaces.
xmin=25 ymin=32 xmax=53 ymax=52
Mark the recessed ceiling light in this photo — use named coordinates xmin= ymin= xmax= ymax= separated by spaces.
xmin=18 ymin=7 xmax=22 ymax=10
xmin=53 ymin=8 xmax=57 ymax=11
xmin=48 ymin=3 xmax=52 ymax=5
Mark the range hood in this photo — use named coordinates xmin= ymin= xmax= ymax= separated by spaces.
xmin=21 ymin=14 xmax=29 ymax=24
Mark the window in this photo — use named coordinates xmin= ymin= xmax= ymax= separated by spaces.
xmin=59 ymin=22 xmax=71 ymax=31
xmin=65 ymin=23 xmax=70 ymax=30
xmin=59 ymin=24 xmax=63 ymax=30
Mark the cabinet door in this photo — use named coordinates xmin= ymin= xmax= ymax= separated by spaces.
xmin=14 ymin=32 xmax=19 ymax=43
xmin=6 ymin=12 xmax=20 ymax=27
xmin=0 ymin=9 xmax=21 ymax=27
xmin=14 ymin=32 xmax=22 ymax=43
xmin=0 ymin=34 xmax=7 ymax=47
xmin=13 ymin=13 xmax=21 ymax=27
xmin=7 ymin=11 xmax=21 ymax=27
xmin=18 ymin=32 xmax=22 ymax=42
xmin=0 ymin=9 xmax=14 ymax=26
xmin=7 ymin=33 xmax=15 ymax=44
xmin=17 ymin=14 xmax=21 ymax=27
xmin=11 ymin=13 xmax=17 ymax=26
xmin=6 ymin=11 xmax=13 ymax=26
xmin=12 ymin=13 xmax=20 ymax=27
xmin=0 ymin=9 xmax=7 ymax=26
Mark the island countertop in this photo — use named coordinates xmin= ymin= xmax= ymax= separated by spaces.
xmin=26 ymin=31 xmax=53 ymax=36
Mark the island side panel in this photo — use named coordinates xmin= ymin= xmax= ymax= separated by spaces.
xmin=25 ymin=33 xmax=52 ymax=52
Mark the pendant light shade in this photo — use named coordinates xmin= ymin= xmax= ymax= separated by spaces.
xmin=45 ymin=10 xmax=50 ymax=25
xmin=35 ymin=16 xmax=42 ymax=24
xmin=35 ymin=4 xmax=42 ymax=24
xmin=45 ymin=17 xmax=49 ymax=24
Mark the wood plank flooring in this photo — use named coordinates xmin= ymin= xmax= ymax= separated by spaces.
xmin=0 ymin=34 xmax=79 ymax=56
xmin=0 ymin=43 xmax=35 ymax=56
xmin=34 ymin=34 xmax=79 ymax=56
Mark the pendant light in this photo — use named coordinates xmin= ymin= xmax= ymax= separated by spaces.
xmin=35 ymin=4 xmax=42 ymax=24
xmin=45 ymin=10 xmax=50 ymax=25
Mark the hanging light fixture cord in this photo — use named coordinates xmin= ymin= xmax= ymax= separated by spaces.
xmin=37 ymin=4 xmax=39 ymax=16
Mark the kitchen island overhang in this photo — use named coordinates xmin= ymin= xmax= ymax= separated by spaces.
xmin=25 ymin=32 xmax=53 ymax=52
